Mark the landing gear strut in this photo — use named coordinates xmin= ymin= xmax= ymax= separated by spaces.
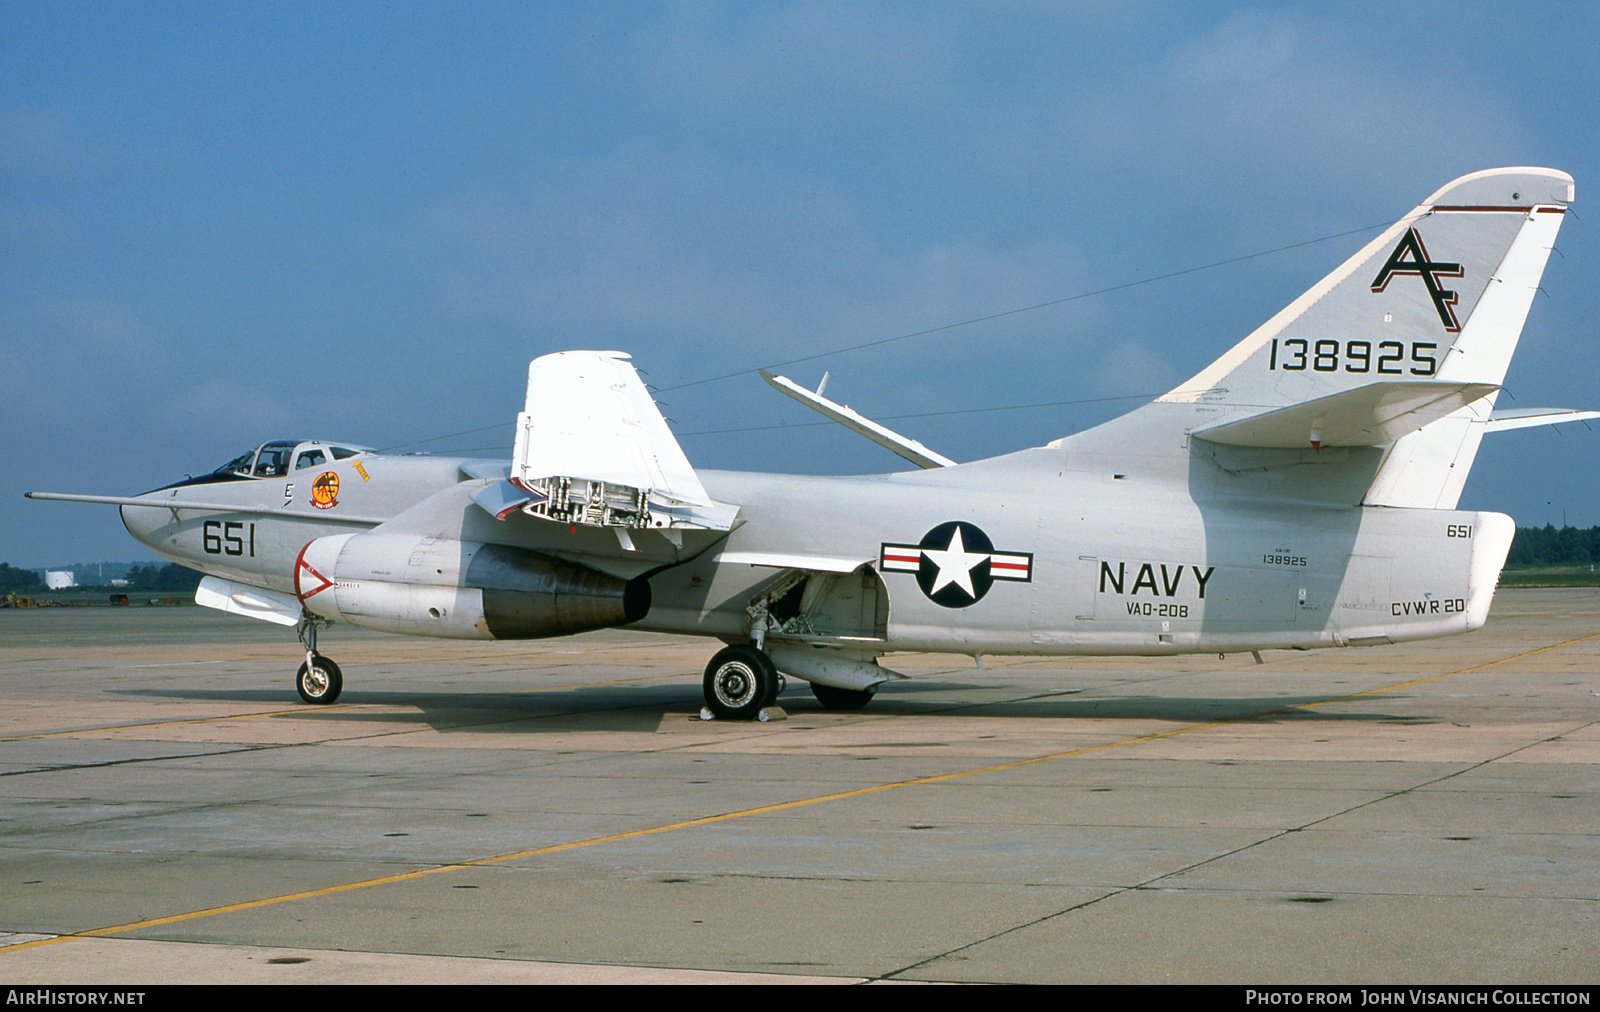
xmin=702 ymin=644 xmax=779 ymax=720
xmin=295 ymin=610 xmax=342 ymax=705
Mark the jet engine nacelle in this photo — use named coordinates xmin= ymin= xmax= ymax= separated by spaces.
xmin=294 ymin=532 xmax=650 ymax=640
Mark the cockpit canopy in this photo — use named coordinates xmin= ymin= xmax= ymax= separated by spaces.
xmin=214 ymin=440 xmax=373 ymax=479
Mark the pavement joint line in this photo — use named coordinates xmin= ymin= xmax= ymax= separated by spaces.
xmin=0 ymin=742 xmax=298 ymax=778
xmin=0 ymin=659 xmax=1091 ymax=758
xmin=1 ymin=706 xmax=358 ymax=742
xmin=0 ymin=690 xmax=712 ymax=779
xmin=3 ymin=629 xmax=1594 ymax=958
xmin=875 ymin=702 xmax=1600 ymax=982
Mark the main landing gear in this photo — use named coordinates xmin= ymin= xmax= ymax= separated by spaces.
xmin=702 ymin=644 xmax=781 ymax=721
xmin=294 ymin=610 xmax=342 ymax=705
xmin=700 ymin=643 xmax=878 ymax=718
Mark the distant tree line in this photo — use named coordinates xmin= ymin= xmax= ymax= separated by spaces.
xmin=0 ymin=561 xmax=203 ymax=593
xmin=122 ymin=563 xmax=205 ymax=593
xmin=1506 ymin=526 xmax=1600 ymax=568
xmin=0 ymin=563 xmax=45 ymax=593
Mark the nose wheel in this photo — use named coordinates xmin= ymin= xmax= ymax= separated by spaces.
xmin=702 ymin=644 xmax=780 ymax=720
xmin=296 ymin=654 xmax=343 ymax=704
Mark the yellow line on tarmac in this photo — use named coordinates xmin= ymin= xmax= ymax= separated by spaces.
xmin=1309 ymin=631 xmax=1600 ymax=704
xmin=4 ymin=631 xmax=1594 ymax=956
xmin=0 ymin=721 xmax=1228 ymax=955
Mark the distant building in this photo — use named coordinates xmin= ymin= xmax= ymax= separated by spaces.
xmin=45 ymin=571 xmax=76 ymax=589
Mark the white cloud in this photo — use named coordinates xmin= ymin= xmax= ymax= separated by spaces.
xmin=161 ymin=380 xmax=296 ymax=434
xmin=637 ymin=2 xmax=963 ymax=122
xmin=0 ymin=105 xmax=175 ymax=178
xmin=1064 ymin=12 xmax=1524 ymax=207
xmin=44 ymin=299 xmax=161 ymax=355
xmin=0 ymin=299 xmax=166 ymax=415
xmin=1091 ymin=339 xmax=1175 ymax=398
xmin=404 ymin=150 xmax=1095 ymax=386
xmin=0 ymin=107 xmax=77 ymax=173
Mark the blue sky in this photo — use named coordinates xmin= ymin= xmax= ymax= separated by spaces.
xmin=4 ymin=2 xmax=1597 ymax=566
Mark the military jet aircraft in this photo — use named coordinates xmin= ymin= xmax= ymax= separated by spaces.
xmin=30 ymin=167 xmax=1596 ymax=719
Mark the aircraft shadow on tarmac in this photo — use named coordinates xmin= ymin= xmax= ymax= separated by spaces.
xmin=105 ymin=680 xmax=1436 ymax=734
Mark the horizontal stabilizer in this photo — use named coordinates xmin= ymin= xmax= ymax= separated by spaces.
xmin=512 ymin=351 xmax=737 ymax=531
xmin=1484 ymin=408 xmax=1600 ymax=433
xmin=1193 ymin=381 xmax=1499 ymax=449
xmin=761 ymin=370 xmax=956 ymax=469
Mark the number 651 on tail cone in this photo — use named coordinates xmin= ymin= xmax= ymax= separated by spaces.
xmin=30 ymin=167 xmax=1596 ymax=719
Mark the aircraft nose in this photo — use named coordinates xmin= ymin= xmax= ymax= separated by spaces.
xmin=119 ymin=500 xmax=170 ymax=554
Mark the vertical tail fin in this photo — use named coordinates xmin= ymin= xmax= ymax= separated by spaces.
xmin=1363 ymin=171 xmax=1571 ymax=506
xmin=1162 ymin=168 xmax=1570 ymax=504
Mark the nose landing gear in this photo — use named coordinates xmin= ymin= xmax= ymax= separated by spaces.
xmin=294 ymin=610 xmax=342 ymax=705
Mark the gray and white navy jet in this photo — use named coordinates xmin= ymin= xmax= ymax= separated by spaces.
xmin=30 ymin=167 xmax=1596 ymax=719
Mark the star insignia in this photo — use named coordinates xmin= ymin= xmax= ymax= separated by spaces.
xmin=880 ymin=521 xmax=1033 ymax=608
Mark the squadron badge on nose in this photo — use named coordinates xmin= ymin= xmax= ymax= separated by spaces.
xmin=879 ymin=521 xmax=1032 ymax=608
xmin=311 ymin=471 xmax=340 ymax=510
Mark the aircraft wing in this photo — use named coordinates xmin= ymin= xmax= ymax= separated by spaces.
xmin=510 ymin=351 xmax=738 ymax=531
xmin=760 ymin=370 xmax=956 ymax=469
xmin=345 ymin=476 xmax=714 ymax=581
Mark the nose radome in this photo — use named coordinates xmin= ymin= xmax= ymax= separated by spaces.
xmin=119 ymin=502 xmax=169 ymax=556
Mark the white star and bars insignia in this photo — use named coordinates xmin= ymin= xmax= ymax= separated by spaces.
xmin=879 ymin=543 xmax=1033 ymax=580
xmin=879 ymin=521 xmax=1033 ymax=608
